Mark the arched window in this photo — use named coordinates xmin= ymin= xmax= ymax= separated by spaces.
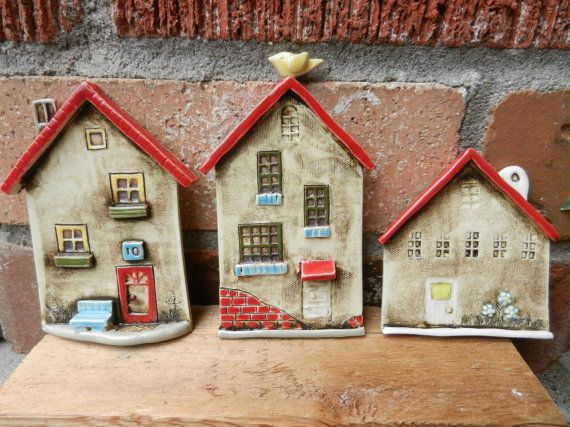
xmin=281 ymin=106 xmax=299 ymax=143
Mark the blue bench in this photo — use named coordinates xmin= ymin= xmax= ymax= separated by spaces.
xmin=69 ymin=300 xmax=114 ymax=332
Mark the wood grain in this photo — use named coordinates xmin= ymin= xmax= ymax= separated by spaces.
xmin=0 ymin=306 xmax=564 ymax=426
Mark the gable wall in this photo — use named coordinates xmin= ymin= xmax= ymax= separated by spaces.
xmin=25 ymin=104 xmax=190 ymax=323
xmin=382 ymin=165 xmax=550 ymax=329
xmin=215 ymin=94 xmax=363 ymax=328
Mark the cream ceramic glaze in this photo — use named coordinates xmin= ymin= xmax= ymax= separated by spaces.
xmin=26 ymin=105 xmax=191 ymax=335
xmin=216 ymin=94 xmax=363 ymax=331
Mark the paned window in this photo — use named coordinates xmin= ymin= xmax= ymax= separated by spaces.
xmin=239 ymin=223 xmax=283 ymax=263
xmin=304 ymin=186 xmax=330 ymax=227
xmin=32 ymin=99 xmax=56 ymax=131
xmin=408 ymin=232 xmax=422 ymax=258
xmin=465 ymin=231 xmax=479 ymax=258
xmin=461 ymin=178 xmax=480 ymax=208
xmin=281 ymin=106 xmax=299 ymax=143
xmin=522 ymin=234 xmax=537 ymax=260
xmin=257 ymin=151 xmax=282 ymax=194
xmin=55 ymin=225 xmax=90 ymax=253
xmin=435 ymin=233 xmax=450 ymax=258
xmin=493 ymin=233 xmax=507 ymax=258
xmin=110 ymin=173 xmax=146 ymax=205
xmin=85 ymin=128 xmax=107 ymax=150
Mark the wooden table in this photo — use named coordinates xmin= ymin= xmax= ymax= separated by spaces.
xmin=0 ymin=306 xmax=564 ymax=426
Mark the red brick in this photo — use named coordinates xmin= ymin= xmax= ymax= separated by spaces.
xmin=220 ymin=321 xmax=233 ymax=329
xmin=246 ymin=321 xmax=261 ymax=329
xmin=111 ymin=0 xmax=569 ymax=49
xmin=281 ymin=313 xmax=290 ymax=321
xmin=242 ymin=306 xmax=256 ymax=313
xmin=220 ymin=297 xmax=231 ymax=307
xmin=251 ymin=314 xmax=265 ymax=321
xmin=233 ymin=297 xmax=245 ymax=306
xmin=0 ymin=243 xmax=44 ymax=353
xmin=483 ymin=90 xmax=570 ymax=239
xmin=262 ymin=321 xmax=275 ymax=329
xmin=236 ymin=313 xmax=250 ymax=321
xmin=246 ymin=296 xmax=260 ymax=306
xmin=270 ymin=307 xmax=280 ymax=313
xmin=234 ymin=321 xmax=245 ymax=328
xmin=220 ymin=314 xmax=235 ymax=321
xmin=229 ymin=290 xmax=237 ymax=297
xmin=227 ymin=306 xmax=240 ymax=315
xmin=0 ymin=78 xmax=463 ymax=235
xmin=281 ymin=321 xmax=291 ymax=329
xmin=220 ymin=289 xmax=228 ymax=297
xmin=513 ymin=262 xmax=570 ymax=373
xmin=266 ymin=314 xmax=278 ymax=321
xmin=257 ymin=306 xmax=270 ymax=313
xmin=219 ymin=307 xmax=227 ymax=314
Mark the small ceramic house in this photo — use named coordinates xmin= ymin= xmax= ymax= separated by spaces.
xmin=379 ymin=149 xmax=559 ymax=339
xmin=0 ymin=82 xmax=197 ymax=345
xmin=200 ymin=76 xmax=375 ymax=338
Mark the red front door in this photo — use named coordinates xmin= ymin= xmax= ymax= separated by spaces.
xmin=116 ymin=265 xmax=158 ymax=323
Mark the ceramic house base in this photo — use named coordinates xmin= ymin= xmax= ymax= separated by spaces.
xmin=1 ymin=82 xmax=197 ymax=345
xmin=379 ymin=149 xmax=559 ymax=339
xmin=200 ymin=77 xmax=374 ymax=338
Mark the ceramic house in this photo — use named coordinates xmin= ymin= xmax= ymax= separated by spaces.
xmin=0 ymin=82 xmax=197 ymax=346
xmin=200 ymin=76 xmax=375 ymax=338
xmin=379 ymin=149 xmax=559 ymax=339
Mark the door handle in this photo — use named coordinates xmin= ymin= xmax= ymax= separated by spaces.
xmin=129 ymin=294 xmax=137 ymax=302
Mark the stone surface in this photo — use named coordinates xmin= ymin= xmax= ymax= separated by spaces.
xmin=0 ymin=76 xmax=464 ymax=233
xmin=0 ymin=243 xmax=44 ymax=353
xmin=482 ymin=90 xmax=570 ymax=240
xmin=514 ymin=262 xmax=570 ymax=373
xmin=111 ymin=0 xmax=570 ymax=49
xmin=0 ymin=0 xmax=82 ymax=42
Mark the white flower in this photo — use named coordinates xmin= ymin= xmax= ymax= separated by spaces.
xmin=498 ymin=291 xmax=513 ymax=307
xmin=481 ymin=304 xmax=496 ymax=317
xmin=503 ymin=305 xmax=520 ymax=321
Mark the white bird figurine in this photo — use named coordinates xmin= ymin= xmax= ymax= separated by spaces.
xmin=268 ymin=51 xmax=323 ymax=77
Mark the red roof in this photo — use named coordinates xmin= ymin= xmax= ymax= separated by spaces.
xmin=301 ymin=260 xmax=336 ymax=281
xmin=199 ymin=77 xmax=375 ymax=173
xmin=1 ymin=82 xmax=197 ymax=194
xmin=379 ymin=148 xmax=559 ymax=244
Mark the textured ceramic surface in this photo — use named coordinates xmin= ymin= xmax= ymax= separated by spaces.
xmin=1 ymin=82 xmax=196 ymax=345
xmin=204 ymin=77 xmax=373 ymax=337
xmin=380 ymin=149 xmax=559 ymax=339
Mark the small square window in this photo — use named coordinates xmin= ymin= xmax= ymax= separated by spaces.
xmin=86 ymin=128 xmax=107 ymax=150
xmin=32 ymin=99 xmax=56 ymax=132
xmin=110 ymin=173 xmax=146 ymax=205
xmin=408 ymin=232 xmax=422 ymax=259
xmin=55 ymin=225 xmax=90 ymax=253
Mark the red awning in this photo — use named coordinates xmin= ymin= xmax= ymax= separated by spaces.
xmin=301 ymin=260 xmax=336 ymax=281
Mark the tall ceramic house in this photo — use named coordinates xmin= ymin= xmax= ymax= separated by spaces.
xmin=200 ymin=76 xmax=375 ymax=338
xmin=379 ymin=149 xmax=559 ymax=339
xmin=1 ymin=82 xmax=197 ymax=345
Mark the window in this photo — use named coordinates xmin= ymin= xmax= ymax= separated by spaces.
xmin=435 ymin=233 xmax=450 ymax=258
xmin=257 ymin=151 xmax=282 ymax=194
xmin=493 ymin=233 xmax=507 ymax=258
xmin=461 ymin=178 xmax=479 ymax=208
xmin=408 ymin=232 xmax=422 ymax=258
xmin=430 ymin=282 xmax=452 ymax=300
xmin=239 ymin=223 xmax=283 ymax=263
xmin=522 ymin=234 xmax=537 ymax=260
xmin=304 ymin=186 xmax=330 ymax=227
xmin=465 ymin=232 xmax=479 ymax=258
xmin=281 ymin=106 xmax=299 ymax=143
xmin=32 ymin=99 xmax=56 ymax=131
xmin=54 ymin=225 xmax=94 ymax=267
xmin=85 ymin=128 xmax=107 ymax=150
xmin=110 ymin=173 xmax=146 ymax=205
xmin=56 ymin=225 xmax=90 ymax=253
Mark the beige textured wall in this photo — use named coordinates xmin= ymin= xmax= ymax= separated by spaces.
xmin=215 ymin=94 xmax=363 ymax=328
xmin=382 ymin=165 xmax=549 ymax=329
xmin=26 ymin=104 xmax=190 ymax=324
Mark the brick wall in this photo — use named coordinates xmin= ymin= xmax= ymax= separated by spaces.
xmin=113 ymin=0 xmax=570 ymax=48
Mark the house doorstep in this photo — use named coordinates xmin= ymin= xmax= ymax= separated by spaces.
xmin=382 ymin=326 xmax=553 ymax=339
xmin=43 ymin=321 xmax=191 ymax=346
